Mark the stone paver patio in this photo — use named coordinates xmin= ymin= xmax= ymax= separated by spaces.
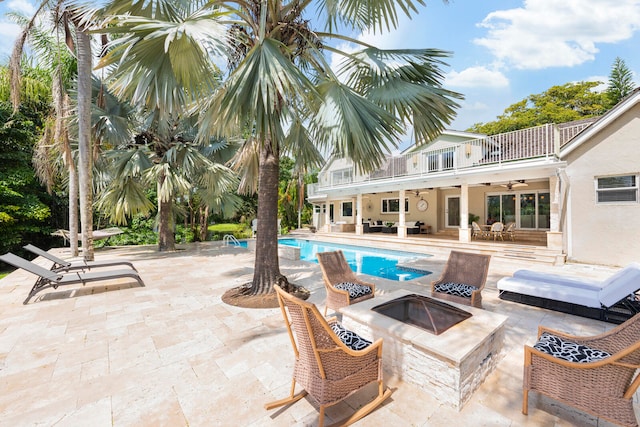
xmin=0 ymin=240 xmax=637 ymax=426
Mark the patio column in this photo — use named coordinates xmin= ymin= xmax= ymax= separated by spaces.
xmin=324 ymin=201 xmax=331 ymax=232
xmin=547 ymin=174 xmax=563 ymax=250
xmin=398 ymin=189 xmax=407 ymax=238
xmin=356 ymin=194 xmax=363 ymax=235
xmin=458 ymin=183 xmax=471 ymax=243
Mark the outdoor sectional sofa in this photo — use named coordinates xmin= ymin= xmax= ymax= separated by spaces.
xmin=497 ymin=263 xmax=640 ymax=324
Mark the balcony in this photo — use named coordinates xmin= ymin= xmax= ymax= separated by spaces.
xmin=314 ymin=123 xmax=589 ymax=192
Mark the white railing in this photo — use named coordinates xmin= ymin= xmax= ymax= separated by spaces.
xmin=313 ymin=123 xmax=589 ymax=191
xmin=223 ymin=234 xmax=241 ymax=247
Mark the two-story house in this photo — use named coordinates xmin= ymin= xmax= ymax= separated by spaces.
xmin=307 ymin=89 xmax=640 ymax=267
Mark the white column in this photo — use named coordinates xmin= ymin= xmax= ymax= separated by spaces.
xmin=356 ymin=194 xmax=363 ymax=235
xmin=398 ymin=189 xmax=407 ymax=238
xmin=324 ymin=201 xmax=331 ymax=232
xmin=547 ymin=174 xmax=563 ymax=250
xmin=458 ymin=183 xmax=471 ymax=243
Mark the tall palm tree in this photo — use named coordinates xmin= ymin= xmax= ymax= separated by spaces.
xmin=100 ymin=0 xmax=461 ymax=297
xmin=93 ymin=2 xmax=238 ymax=251
xmin=9 ymin=2 xmax=98 ymax=260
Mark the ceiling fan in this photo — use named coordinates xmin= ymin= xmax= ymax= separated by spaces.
xmin=500 ymin=180 xmax=528 ymax=190
xmin=413 ymin=190 xmax=429 ymax=198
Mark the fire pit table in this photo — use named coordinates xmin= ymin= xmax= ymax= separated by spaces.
xmin=339 ymin=289 xmax=507 ymax=410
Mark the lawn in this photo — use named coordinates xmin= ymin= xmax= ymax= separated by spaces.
xmin=208 ymin=223 xmax=252 ymax=239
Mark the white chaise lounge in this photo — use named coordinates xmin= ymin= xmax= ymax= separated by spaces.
xmin=497 ymin=263 xmax=640 ymax=324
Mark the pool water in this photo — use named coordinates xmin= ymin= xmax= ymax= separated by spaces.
xmin=278 ymin=238 xmax=431 ymax=281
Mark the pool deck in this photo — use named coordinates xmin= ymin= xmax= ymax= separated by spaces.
xmin=0 ymin=238 xmax=636 ymax=426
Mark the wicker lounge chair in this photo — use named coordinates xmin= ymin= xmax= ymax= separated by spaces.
xmin=316 ymin=250 xmax=375 ymax=316
xmin=431 ymin=250 xmax=491 ymax=308
xmin=523 ymin=313 xmax=640 ymax=427
xmin=0 ymin=253 xmax=145 ymax=304
xmin=23 ymin=244 xmax=137 ymax=273
xmin=265 ymin=285 xmax=392 ymax=426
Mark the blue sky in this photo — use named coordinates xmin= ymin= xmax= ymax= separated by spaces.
xmin=1 ymin=0 xmax=639 ymax=133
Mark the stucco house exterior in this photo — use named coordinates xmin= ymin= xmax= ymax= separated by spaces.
xmin=307 ymin=88 xmax=640 ymax=267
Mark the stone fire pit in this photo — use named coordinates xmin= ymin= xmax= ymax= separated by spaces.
xmin=339 ymin=290 xmax=507 ymax=410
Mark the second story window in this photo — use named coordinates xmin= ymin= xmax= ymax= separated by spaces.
xmin=332 ymin=168 xmax=352 ymax=185
xmin=596 ymin=175 xmax=638 ymax=203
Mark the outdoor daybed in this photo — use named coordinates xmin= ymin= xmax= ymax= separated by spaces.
xmin=497 ymin=263 xmax=640 ymax=324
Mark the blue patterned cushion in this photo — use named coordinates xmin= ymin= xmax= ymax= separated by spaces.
xmin=335 ymin=282 xmax=372 ymax=299
xmin=330 ymin=323 xmax=372 ymax=351
xmin=434 ymin=282 xmax=478 ymax=298
xmin=533 ymin=332 xmax=611 ymax=363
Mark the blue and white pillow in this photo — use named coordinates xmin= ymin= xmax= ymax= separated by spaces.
xmin=330 ymin=323 xmax=372 ymax=351
xmin=335 ymin=282 xmax=373 ymax=299
xmin=434 ymin=282 xmax=478 ymax=298
xmin=533 ymin=332 xmax=611 ymax=363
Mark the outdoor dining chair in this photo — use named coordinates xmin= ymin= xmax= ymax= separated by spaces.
xmin=265 ymin=285 xmax=391 ymax=427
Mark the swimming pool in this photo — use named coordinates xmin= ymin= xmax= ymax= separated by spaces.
xmin=278 ymin=238 xmax=431 ymax=281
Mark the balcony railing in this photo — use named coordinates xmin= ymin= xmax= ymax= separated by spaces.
xmin=314 ymin=123 xmax=579 ymax=191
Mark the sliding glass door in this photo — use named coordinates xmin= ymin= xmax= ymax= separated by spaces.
xmin=486 ymin=191 xmax=550 ymax=229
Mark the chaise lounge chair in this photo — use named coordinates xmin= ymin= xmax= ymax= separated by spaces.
xmin=523 ymin=313 xmax=640 ymax=427
xmin=23 ymin=244 xmax=137 ymax=273
xmin=265 ymin=285 xmax=392 ymax=427
xmin=497 ymin=263 xmax=640 ymax=323
xmin=317 ymin=250 xmax=375 ymax=316
xmin=0 ymin=253 xmax=145 ymax=304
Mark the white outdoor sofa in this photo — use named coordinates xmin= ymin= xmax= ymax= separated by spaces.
xmin=497 ymin=263 xmax=640 ymax=324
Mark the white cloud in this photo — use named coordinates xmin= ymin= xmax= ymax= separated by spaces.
xmin=7 ymin=0 xmax=36 ymax=16
xmin=446 ymin=66 xmax=509 ymax=88
xmin=474 ymin=0 xmax=640 ymax=70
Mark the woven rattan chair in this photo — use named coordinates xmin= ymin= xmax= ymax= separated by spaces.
xmin=489 ymin=221 xmax=504 ymax=240
xmin=317 ymin=250 xmax=375 ymax=316
xmin=523 ymin=313 xmax=640 ymax=427
xmin=265 ymin=285 xmax=392 ymax=426
xmin=503 ymin=222 xmax=516 ymax=241
xmin=430 ymin=250 xmax=491 ymax=308
xmin=471 ymin=221 xmax=488 ymax=240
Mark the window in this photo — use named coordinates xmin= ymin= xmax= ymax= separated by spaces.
xmin=381 ymin=198 xmax=409 ymax=213
xmin=596 ymin=175 xmax=638 ymax=203
xmin=332 ymin=168 xmax=352 ymax=185
xmin=341 ymin=202 xmax=353 ymax=217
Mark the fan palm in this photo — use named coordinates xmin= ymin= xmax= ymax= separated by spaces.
xmin=93 ymin=1 xmax=238 ymax=251
xmin=99 ymin=0 xmax=462 ymax=296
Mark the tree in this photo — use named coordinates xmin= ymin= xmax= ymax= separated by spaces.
xmin=9 ymin=3 xmax=97 ymax=259
xmin=469 ymin=82 xmax=609 ymax=135
xmin=606 ymin=57 xmax=636 ymax=107
xmin=101 ymin=0 xmax=462 ymax=302
xmin=94 ymin=1 xmax=239 ymax=252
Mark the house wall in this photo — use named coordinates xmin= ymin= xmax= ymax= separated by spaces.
xmin=564 ymin=106 xmax=640 ymax=266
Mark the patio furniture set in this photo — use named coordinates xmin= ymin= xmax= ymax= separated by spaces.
xmin=362 ymin=220 xmax=424 ymax=234
xmin=268 ymin=249 xmax=640 ymax=426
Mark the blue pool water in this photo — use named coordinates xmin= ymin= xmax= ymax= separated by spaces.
xmin=278 ymin=238 xmax=431 ymax=281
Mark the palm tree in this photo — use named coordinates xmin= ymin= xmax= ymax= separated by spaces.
xmin=9 ymin=2 xmax=98 ymax=260
xmin=100 ymin=0 xmax=461 ymax=298
xmin=92 ymin=2 xmax=238 ymax=250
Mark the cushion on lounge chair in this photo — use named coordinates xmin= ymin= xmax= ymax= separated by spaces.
xmin=533 ymin=332 xmax=611 ymax=363
xmin=335 ymin=282 xmax=373 ymax=299
xmin=330 ymin=323 xmax=372 ymax=351
xmin=434 ymin=282 xmax=479 ymax=298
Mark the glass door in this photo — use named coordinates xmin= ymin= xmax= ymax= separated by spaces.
xmin=446 ymin=196 xmax=460 ymax=227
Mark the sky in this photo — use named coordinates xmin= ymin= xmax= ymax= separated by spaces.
xmin=1 ymin=0 xmax=639 ymax=135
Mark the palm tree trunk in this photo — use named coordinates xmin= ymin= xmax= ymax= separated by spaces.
xmin=76 ymin=29 xmax=94 ymax=261
xmin=68 ymin=165 xmax=79 ymax=257
xmin=199 ymin=205 xmax=209 ymax=242
xmin=157 ymin=174 xmax=175 ymax=251
xmin=250 ymin=141 xmax=287 ymax=295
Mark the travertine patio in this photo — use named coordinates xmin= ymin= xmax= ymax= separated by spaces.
xmin=0 ymin=239 xmax=636 ymax=426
